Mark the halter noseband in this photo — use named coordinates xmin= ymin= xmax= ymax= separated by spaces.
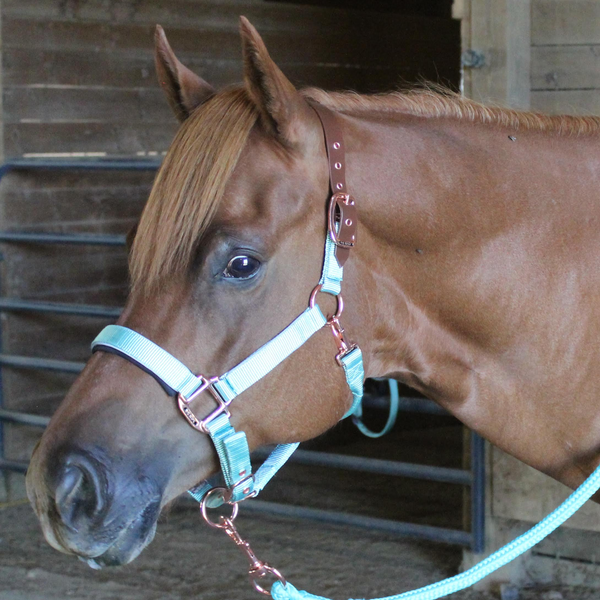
xmin=91 ymin=103 xmax=365 ymax=505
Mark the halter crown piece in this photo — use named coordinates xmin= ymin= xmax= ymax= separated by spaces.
xmin=91 ymin=103 xmax=365 ymax=505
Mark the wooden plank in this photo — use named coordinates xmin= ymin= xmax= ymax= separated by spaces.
xmin=4 ymin=122 xmax=178 ymax=155
xmin=531 ymin=89 xmax=600 ymax=115
xmin=3 ymin=0 xmax=458 ymax=40
xmin=3 ymin=47 xmax=459 ymax=92
xmin=3 ymin=313 xmax=114 ymax=360
xmin=532 ymin=0 xmax=600 ymax=46
xmin=2 ymin=18 xmax=459 ymax=66
xmin=266 ymin=0 xmax=454 ymax=18
xmin=531 ymin=45 xmax=600 ymax=91
xmin=2 ymin=250 xmax=129 ymax=299
xmin=3 ymin=86 xmax=171 ymax=124
xmin=2 ymin=47 xmax=239 ymax=89
xmin=492 ymin=449 xmax=600 ymax=532
xmin=1 ymin=186 xmax=149 ymax=228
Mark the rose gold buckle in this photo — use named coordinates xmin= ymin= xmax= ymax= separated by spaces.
xmin=328 ymin=192 xmax=356 ymax=246
xmin=177 ymin=376 xmax=231 ymax=434
xmin=328 ymin=316 xmax=358 ymax=366
xmin=230 ymin=474 xmax=257 ymax=499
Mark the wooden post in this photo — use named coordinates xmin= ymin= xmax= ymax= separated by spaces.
xmin=457 ymin=0 xmax=531 ymax=109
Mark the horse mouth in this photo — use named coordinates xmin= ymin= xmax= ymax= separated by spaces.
xmin=48 ymin=498 xmax=161 ymax=568
xmin=82 ymin=510 xmax=159 ymax=568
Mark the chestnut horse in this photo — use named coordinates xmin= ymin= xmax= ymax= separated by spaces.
xmin=26 ymin=18 xmax=600 ymax=569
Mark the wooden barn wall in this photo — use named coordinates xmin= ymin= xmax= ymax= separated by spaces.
xmin=531 ymin=0 xmax=600 ymax=114
xmin=0 ymin=0 xmax=460 ymax=498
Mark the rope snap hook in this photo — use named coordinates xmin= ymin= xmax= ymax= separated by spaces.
xmin=200 ymin=488 xmax=287 ymax=595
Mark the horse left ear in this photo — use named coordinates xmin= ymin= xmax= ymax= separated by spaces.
xmin=240 ymin=16 xmax=312 ymax=148
xmin=155 ymin=25 xmax=216 ymax=122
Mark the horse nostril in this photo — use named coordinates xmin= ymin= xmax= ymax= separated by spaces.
xmin=54 ymin=456 xmax=108 ymax=531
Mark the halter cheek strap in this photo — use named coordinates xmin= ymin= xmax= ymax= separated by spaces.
xmin=91 ymin=104 xmax=365 ymax=505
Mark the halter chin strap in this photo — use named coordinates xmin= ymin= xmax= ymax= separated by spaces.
xmin=91 ymin=103 xmax=365 ymax=505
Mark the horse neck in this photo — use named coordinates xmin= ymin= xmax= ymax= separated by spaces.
xmin=343 ymin=109 xmax=600 ymax=486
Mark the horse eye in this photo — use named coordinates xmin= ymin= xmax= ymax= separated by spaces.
xmin=223 ymin=255 xmax=261 ymax=280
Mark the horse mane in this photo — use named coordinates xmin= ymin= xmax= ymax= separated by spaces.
xmin=130 ymin=86 xmax=258 ymax=291
xmin=131 ymin=83 xmax=600 ymax=292
xmin=302 ymin=86 xmax=600 ymax=136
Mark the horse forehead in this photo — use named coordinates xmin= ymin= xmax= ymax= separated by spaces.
xmin=219 ymin=135 xmax=313 ymax=222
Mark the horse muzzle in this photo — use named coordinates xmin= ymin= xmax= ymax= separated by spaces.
xmin=27 ymin=445 xmax=163 ymax=567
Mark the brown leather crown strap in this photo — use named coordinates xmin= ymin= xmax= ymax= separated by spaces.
xmin=310 ymin=102 xmax=357 ymax=268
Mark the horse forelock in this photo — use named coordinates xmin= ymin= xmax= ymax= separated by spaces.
xmin=130 ymin=86 xmax=259 ymax=292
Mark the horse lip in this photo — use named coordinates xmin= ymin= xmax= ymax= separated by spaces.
xmin=85 ymin=516 xmax=158 ymax=568
xmin=53 ymin=496 xmax=161 ymax=566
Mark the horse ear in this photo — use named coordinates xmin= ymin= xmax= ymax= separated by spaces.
xmin=239 ymin=16 xmax=311 ymax=147
xmin=154 ymin=25 xmax=216 ymax=122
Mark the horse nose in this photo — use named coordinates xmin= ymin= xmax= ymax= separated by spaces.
xmin=54 ymin=454 xmax=108 ymax=531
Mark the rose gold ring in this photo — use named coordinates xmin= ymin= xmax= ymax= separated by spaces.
xmin=200 ymin=487 xmax=238 ymax=528
xmin=309 ymin=284 xmax=344 ymax=320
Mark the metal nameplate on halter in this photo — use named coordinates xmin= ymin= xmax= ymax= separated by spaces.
xmin=177 ymin=376 xmax=231 ymax=434
xmin=328 ymin=192 xmax=356 ymax=267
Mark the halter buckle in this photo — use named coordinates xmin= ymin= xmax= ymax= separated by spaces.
xmin=328 ymin=192 xmax=356 ymax=267
xmin=177 ymin=376 xmax=232 ymax=434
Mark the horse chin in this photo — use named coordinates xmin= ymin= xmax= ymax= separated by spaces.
xmin=82 ymin=517 xmax=158 ymax=569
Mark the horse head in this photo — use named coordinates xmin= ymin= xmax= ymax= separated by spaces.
xmin=26 ymin=18 xmax=373 ymax=567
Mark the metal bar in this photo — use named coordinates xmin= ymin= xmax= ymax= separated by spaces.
xmin=0 ymin=158 xmax=161 ymax=182
xmin=252 ymin=448 xmax=471 ymax=486
xmin=0 ymin=232 xmax=126 ymax=246
xmin=363 ymin=394 xmax=449 ymax=416
xmin=0 ymin=458 xmax=28 ymax=474
xmin=242 ymin=500 xmax=472 ymax=547
xmin=0 ymin=409 xmax=50 ymax=428
xmin=0 ymin=254 xmax=4 ymax=474
xmin=0 ymin=354 xmax=84 ymax=374
xmin=470 ymin=432 xmax=486 ymax=552
xmin=0 ymin=298 xmax=121 ymax=319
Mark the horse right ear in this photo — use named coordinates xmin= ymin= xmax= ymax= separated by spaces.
xmin=154 ymin=25 xmax=216 ymax=122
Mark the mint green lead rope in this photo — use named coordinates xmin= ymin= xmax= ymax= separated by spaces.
xmin=271 ymin=462 xmax=600 ymax=600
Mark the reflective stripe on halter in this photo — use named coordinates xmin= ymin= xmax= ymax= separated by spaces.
xmin=91 ymin=103 xmax=365 ymax=505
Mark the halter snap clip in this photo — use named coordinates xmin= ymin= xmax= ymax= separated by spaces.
xmin=201 ymin=488 xmax=287 ymax=596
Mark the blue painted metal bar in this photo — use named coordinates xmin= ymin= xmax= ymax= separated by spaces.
xmin=0 ymin=458 xmax=28 ymax=474
xmin=252 ymin=447 xmax=471 ymax=486
xmin=0 ymin=232 xmax=126 ymax=246
xmin=0 ymin=410 xmax=51 ymax=428
xmin=0 ymin=298 xmax=121 ymax=318
xmin=0 ymin=158 xmax=161 ymax=181
xmin=242 ymin=500 xmax=472 ymax=547
xmin=0 ymin=354 xmax=84 ymax=374
xmin=364 ymin=394 xmax=448 ymax=416
xmin=471 ymin=432 xmax=486 ymax=553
